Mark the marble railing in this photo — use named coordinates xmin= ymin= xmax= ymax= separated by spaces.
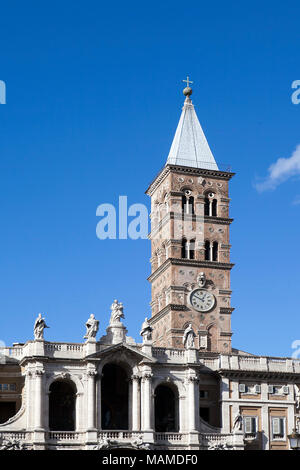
xmin=200 ymin=432 xmax=236 ymax=448
xmin=155 ymin=432 xmax=187 ymax=442
xmin=0 ymin=342 xmax=85 ymax=361
xmin=220 ymin=355 xmax=300 ymax=373
xmin=43 ymin=342 xmax=84 ymax=359
xmin=152 ymin=348 xmax=187 ymax=363
xmin=1 ymin=341 xmax=300 ymax=375
xmin=0 ymin=430 xmax=244 ymax=449
xmin=0 ymin=347 xmax=24 ymax=359
xmin=98 ymin=431 xmax=141 ymax=440
xmin=47 ymin=431 xmax=84 ymax=441
xmin=0 ymin=431 xmax=31 ymax=441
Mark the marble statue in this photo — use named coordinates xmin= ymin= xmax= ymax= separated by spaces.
xmin=34 ymin=313 xmax=49 ymax=340
xmin=84 ymin=314 xmax=99 ymax=340
xmin=233 ymin=411 xmax=243 ymax=431
xmin=208 ymin=442 xmax=232 ymax=450
xmin=110 ymin=300 xmax=124 ymax=324
xmin=0 ymin=438 xmax=25 ymax=450
xmin=140 ymin=317 xmax=153 ymax=342
xmin=183 ymin=323 xmax=196 ymax=349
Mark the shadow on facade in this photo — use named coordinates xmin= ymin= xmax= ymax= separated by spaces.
xmin=101 ymin=363 xmax=129 ymax=430
xmin=154 ymin=384 xmax=179 ymax=432
xmin=0 ymin=361 xmax=23 ymax=425
xmin=49 ymin=379 xmax=76 ymax=431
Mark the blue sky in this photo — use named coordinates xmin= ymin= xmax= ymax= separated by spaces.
xmin=0 ymin=0 xmax=299 ymax=357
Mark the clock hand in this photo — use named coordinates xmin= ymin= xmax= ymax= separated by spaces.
xmin=193 ymin=293 xmax=202 ymax=300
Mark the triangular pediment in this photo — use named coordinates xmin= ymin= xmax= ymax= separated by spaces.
xmin=85 ymin=342 xmax=157 ymax=363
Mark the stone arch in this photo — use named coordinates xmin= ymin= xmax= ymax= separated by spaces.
xmin=46 ymin=372 xmax=83 ymax=396
xmin=180 ymin=185 xmax=193 ymax=193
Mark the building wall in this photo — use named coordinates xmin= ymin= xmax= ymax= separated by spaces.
xmin=0 ymin=342 xmax=298 ymax=450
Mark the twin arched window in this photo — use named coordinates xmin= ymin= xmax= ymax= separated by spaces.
xmin=181 ymin=238 xmax=195 ymax=260
xmin=204 ymin=193 xmax=217 ymax=217
xmin=181 ymin=190 xmax=218 ymax=217
xmin=205 ymin=240 xmax=218 ymax=261
xmin=182 ymin=239 xmax=218 ymax=261
xmin=182 ymin=190 xmax=194 ymax=215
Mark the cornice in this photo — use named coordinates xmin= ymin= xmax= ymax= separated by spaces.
xmin=219 ymin=369 xmax=300 ymax=380
xmin=219 ymin=307 xmax=235 ymax=314
xmin=148 ymin=258 xmax=235 ymax=282
xmin=146 ymin=165 xmax=235 ymax=196
xmin=204 ymin=216 xmax=233 ymax=225
xmin=149 ymin=304 xmax=189 ymax=324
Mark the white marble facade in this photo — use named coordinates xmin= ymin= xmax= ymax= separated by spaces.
xmin=0 ymin=314 xmax=299 ymax=450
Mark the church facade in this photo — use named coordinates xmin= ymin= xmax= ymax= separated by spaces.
xmin=0 ymin=84 xmax=300 ymax=451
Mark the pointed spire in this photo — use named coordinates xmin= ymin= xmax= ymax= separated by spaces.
xmin=166 ymin=79 xmax=219 ymax=171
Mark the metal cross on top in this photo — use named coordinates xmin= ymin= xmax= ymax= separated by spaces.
xmin=182 ymin=76 xmax=193 ymax=88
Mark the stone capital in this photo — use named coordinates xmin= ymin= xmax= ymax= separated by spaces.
xmin=142 ymin=372 xmax=153 ymax=381
xmin=86 ymin=369 xmax=97 ymax=378
xmin=34 ymin=369 xmax=45 ymax=378
xmin=131 ymin=374 xmax=141 ymax=381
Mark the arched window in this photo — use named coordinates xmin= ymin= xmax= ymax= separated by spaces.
xmin=204 ymin=192 xmax=217 ymax=217
xmin=190 ymin=239 xmax=195 ymax=260
xmin=181 ymin=238 xmax=188 ymax=258
xmin=155 ymin=384 xmax=179 ymax=432
xmin=204 ymin=241 xmax=218 ymax=261
xmin=182 ymin=191 xmax=194 ymax=215
xmin=189 ymin=196 xmax=194 ymax=214
xmin=49 ymin=380 xmax=77 ymax=431
xmin=212 ymin=199 xmax=217 ymax=217
xmin=182 ymin=239 xmax=195 ymax=259
xmin=205 ymin=240 xmax=210 ymax=260
xmin=212 ymin=241 xmax=218 ymax=261
xmin=182 ymin=195 xmax=187 ymax=213
xmin=101 ymin=364 xmax=129 ymax=430
xmin=204 ymin=197 xmax=210 ymax=216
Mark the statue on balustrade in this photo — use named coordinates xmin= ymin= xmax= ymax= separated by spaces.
xmin=233 ymin=411 xmax=243 ymax=431
xmin=183 ymin=323 xmax=196 ymax=349
xmin=109 ymin=300 xmax=125 ymax=325
xmin=84 ymin=314 xmax=99 ymax=340
xmin=140 ymin=317 xmax=153 ymax=342
xmin=34 ymin=313 xmax=49 ymax=340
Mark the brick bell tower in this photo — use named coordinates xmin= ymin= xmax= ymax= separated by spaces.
xmin=146 ymin=80 xmax=235 ymax=353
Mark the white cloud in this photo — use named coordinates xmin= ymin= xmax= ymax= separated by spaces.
xmin=255 ymin=145 xmax=300 ymax=192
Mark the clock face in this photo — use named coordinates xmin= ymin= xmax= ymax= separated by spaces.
xmin=190 ymin=289 xmax=215 ymax=312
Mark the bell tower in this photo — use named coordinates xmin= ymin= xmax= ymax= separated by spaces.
xmin=146 ymin=81 xmax=234 ymax=353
